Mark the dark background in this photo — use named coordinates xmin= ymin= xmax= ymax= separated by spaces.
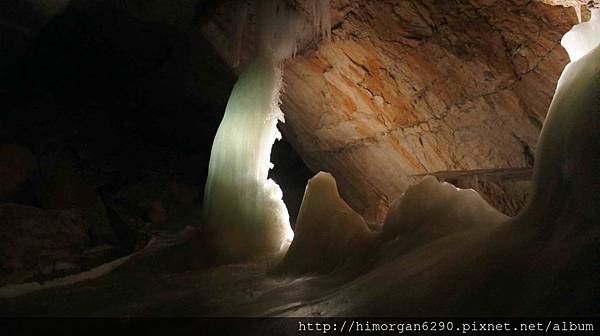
xmin=0 ymin=0 xmax=312 ymax=276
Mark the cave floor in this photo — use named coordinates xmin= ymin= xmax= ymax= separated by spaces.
xmin=0 ymin=230 xmax=342 ymax=317
xmin=1 ymin=222 xmax=598 ymax=317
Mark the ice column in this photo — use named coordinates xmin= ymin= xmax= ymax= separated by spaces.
xmin=203 ymin=0 xmax=330 ymax=261
xmin=518 ymin=9 xmax=600 ymax=227
xmin=560 ymin=8 xmax=600 ymax=62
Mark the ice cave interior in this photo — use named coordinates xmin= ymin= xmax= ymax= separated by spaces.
xmin=0 ymin=0 xmax=598 ymax=319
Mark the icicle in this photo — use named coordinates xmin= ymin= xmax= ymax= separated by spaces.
xmin=310 ymin=0 xmax=332 ymax=42
xmin=255 ymin=0 xmax=303 ymax=61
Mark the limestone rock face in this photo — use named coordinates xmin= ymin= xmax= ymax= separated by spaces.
xmin=203 ymin=0 xmax=577 ymax=220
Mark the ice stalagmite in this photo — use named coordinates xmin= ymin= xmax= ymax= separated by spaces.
xmin=203 ymin=0 xmax=330 ymax=261
xmin=276 ymin=172 xmax=376 ymax=275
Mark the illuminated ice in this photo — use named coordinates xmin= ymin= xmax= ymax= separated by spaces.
xmin=276 ymin=172 xmax=376 ymax=275
xmin=519 ymin=8 xmax=600 ymax=226
xmin=269 ymin=8 xmax=600 ymax=316
xmin=58 ymin=6 xmax=598 ymax=316
xmin=560 ymin=9 xmax=600 ymax=62
xmin=381 ymin=176 xmax=507 ymax=250
xmin=203 ymin=0 xmax=330 ymax=261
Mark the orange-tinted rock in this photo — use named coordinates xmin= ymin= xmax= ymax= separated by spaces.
xmin=203 ymin=0 xmax=577 ymax=220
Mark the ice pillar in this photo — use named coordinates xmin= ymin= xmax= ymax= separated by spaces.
xmin=203 ymin=0 xmax=330 ymax=261
xmin=518 ymin=9 xmax=600 ymax=228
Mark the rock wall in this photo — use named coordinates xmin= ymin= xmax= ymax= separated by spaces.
xmin=203 ymin=0 xmax=578 ymax=220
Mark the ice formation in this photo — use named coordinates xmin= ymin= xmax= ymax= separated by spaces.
xmin=0 ymin=254 xmax=134 ymax=299
xmin=310 ymin=0 xmax=332 ymax=41
xmin=560 ymin=9 xmax=600 ymax=61
xmin=381 ymin=176 xmax=507 ymax=251
xmin=519 ymin=8 xmax=600 ymax=226
xmin=268 ymin=7 xmax=600 ymax=316
xmin=203 ymin=0 xmax=331 ymax=261
xmin=276 ymin=172 xmax=376 ymax=275
xmin=3 ymin=2 xmax=598 ymax=318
